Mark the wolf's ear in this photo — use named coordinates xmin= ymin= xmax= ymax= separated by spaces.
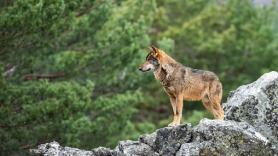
xmin=151 ymin=45 xmax=157 ymax=52
xmin=150 ymin=45 xmax=159 ymax=56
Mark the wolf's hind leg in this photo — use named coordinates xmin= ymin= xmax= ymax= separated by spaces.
xmin=207 ymin=81 xmax=224 ymax=120
xmin=202 ymin=95 xmax=224 ymax=120
xmin=202 ymin=96 xmax=214 ymax=114
xmin=209 ymin=95 xmax=224 ymax=120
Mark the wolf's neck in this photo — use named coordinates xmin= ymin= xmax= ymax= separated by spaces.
xmin=154 ymin=62 xmax=178 ymax=83
xmin=153 ymin=52 xmax=179 ymax=83
xmin=154 ymin=66 xmax=167 ymax=83
xmin=159 ymin=51 xmax=177 ymax=64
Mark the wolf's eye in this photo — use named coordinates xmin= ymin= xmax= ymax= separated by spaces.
xmin=151 ymin=59 xmax=158 ymax=65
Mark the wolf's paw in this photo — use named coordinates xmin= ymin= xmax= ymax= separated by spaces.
xmin=168 ymin=122 xmax=178 ymax=127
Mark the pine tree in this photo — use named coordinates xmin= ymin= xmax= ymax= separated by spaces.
xmin=0 ymin=0 xmax=155 ymax=155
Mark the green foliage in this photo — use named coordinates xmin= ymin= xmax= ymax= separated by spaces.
xmin=0 ymin=77 xmax=141 ymax=155
xmin=0 ymin=79 xmax=92 ymax=154
xmin=0 ymin=0 xmax=155 ymax=155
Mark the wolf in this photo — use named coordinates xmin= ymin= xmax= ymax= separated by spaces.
xmin=139 ymin=46 xmax=224 ymax=126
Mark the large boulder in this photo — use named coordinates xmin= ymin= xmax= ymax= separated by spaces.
xmin=223 ymin=71 xmax=278 ymax=151
xmin=177 ymin=119 xmax=273 ymax=156
xmin=31 ymin=72 xmax=278 ymax=156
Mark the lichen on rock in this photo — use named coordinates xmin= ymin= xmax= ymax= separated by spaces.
xmin=223 ymin=71 xmax=278 ymax=153
xmin=178 ymin=119 xmax=273 ymax=156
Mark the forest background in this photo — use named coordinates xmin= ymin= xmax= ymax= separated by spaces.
xmin=0 ymin=0 xmax=278 ymax=155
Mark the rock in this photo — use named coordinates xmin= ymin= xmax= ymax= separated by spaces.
xmin=177 ymin=119 xmax=273 ymax=156
xmin=139 ymin=124 xmax=192 ymax=156
xmin=30 ymin=141 xmax=94 ymax=156
xmin=223 ymin=71 xmax=278 ymax=152
xmin=31 ymin=72 xmax=278 ymax=156
xmin=115 ymin=140 xmax=158 ymax=156
xmin=92 ymin=147 xmax=119 ymax=156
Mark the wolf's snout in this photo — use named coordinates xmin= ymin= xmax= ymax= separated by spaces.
xmin=138 ymin=67 xmax=143 ymax=71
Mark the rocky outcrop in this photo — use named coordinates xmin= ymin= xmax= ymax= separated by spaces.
xmin=223 ymin=71 xmax=278 ymax=152
xmin=177 ymin=119 xmax=273 ymax=156
xmin=31 ymin=71 xmax=278 ymax=156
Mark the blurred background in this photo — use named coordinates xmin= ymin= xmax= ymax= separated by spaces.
xmin=0 ymin=0 xmax=278 ymax=155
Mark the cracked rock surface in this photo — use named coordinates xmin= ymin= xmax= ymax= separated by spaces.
xmin=177 ymin=119 xmax=273 ymax=156
xmin=223 ymin=71 xmax=278 ymax=153
xmin=31 ymin=71 xmax=278 ymax=156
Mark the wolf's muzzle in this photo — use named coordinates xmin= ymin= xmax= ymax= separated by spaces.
xmin=138 ymin=67 xmax=150 ymax=72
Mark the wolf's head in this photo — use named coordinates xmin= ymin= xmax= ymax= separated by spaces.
xmin=138 ymin=46 xmax=161 ymax=72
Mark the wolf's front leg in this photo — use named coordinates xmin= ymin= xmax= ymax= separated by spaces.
xmin=168 ymin=96 xmax=178 ymax=127
xmin=175 ymin=94 xmax=184 ymax=125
